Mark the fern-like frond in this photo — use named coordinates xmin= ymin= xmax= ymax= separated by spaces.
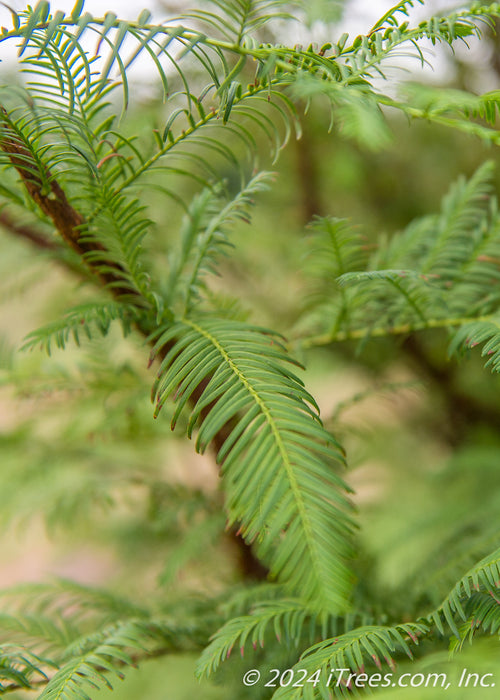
xmin=270 ymin=622 xmax=428 ymax=699
xmin=5 ymin=0 xmax=500 ymax=294
xmin=81 ymin=190 xmax=163 ymax=310
xmin=338 ymin=269 xmax=442 ymax=332
xmin=3 ymin=0 xmax=500 ymax=192
xmin=0 ymin=100 xmax=163 ymax=311
xmin=1 ymin=2 xmax=295 ymax=171
xmin=35 ymin=618 xmax=199 ymax=700
xmin=197 ymin=599 xmax=312 ymax=678
xmin=0 ymin=579 xmax=215 ymax=695
xmin=150 ymin=316 xmax=355 ymax=613
xmin=180 ymin=0 xmax=298 ymax=44
xmin=0 ymin=611 xmax=79 ymax=658
xmin=449 ymin=316 xmax=500 ymax=372
xmin=283 ymin=4 xmax=500 ymax=149
xmin=379 ymin=162 xmax=495 ymax=274
xmin=401 ymin=83 xmax=500 ymax=130
xmin=0 ymin=104 xmax=54 ymax=195
xmin=302 ymin=162 xmax=500 ymax=357
xmin=301 ymin=217 xmax=371 ymax=338
xmin=369 ymin=1 xmax=425 ymax=35
xmin=20 ymin=301 xmax=141 ymax=355
xmin=165 ymin=171 xmax=272 ymax=313
xmin=1 ymin=5 xmax=303 ymax=315
xmin=197 ymin=598 xmax=377 ymax=679
xmin=342 ymin=7 xmax=483 ymax=83
xmin=307 ymin=218 xmax=368 ymax=281
xmin=429 ymin=546 xmax=500 ymax=638
xmin=449 ymin=591 xmax=500 ymax=653
xmin=0 ymin=644 xmax=54 ymax=692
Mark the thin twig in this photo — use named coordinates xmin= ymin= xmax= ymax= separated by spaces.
xmin=0 ymin=210 xmax=59 ymax=251
xmin=299 ymin=314 xmax=496 ymax=349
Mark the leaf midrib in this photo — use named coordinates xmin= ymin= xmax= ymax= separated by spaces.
xmin=183 ymin=318 xmax=329 ymax=595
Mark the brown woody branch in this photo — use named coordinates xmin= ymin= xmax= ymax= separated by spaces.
xmin=0 ymin=107 xmax=85 ymax=252
xmin=0 ymin=106 xmax=142 ymax=301
xmin=0 ymin=104 xmax=267 ymax=581
xmin=0 ymin=210 xmax=59 ymax=251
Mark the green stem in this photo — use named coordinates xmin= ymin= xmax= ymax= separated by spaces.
xmin=300 ymin=314 xmax=495 ymax=349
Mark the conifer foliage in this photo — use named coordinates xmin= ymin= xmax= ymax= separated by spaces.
xmin=1 ymin=0 xmax=500 ymax=697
